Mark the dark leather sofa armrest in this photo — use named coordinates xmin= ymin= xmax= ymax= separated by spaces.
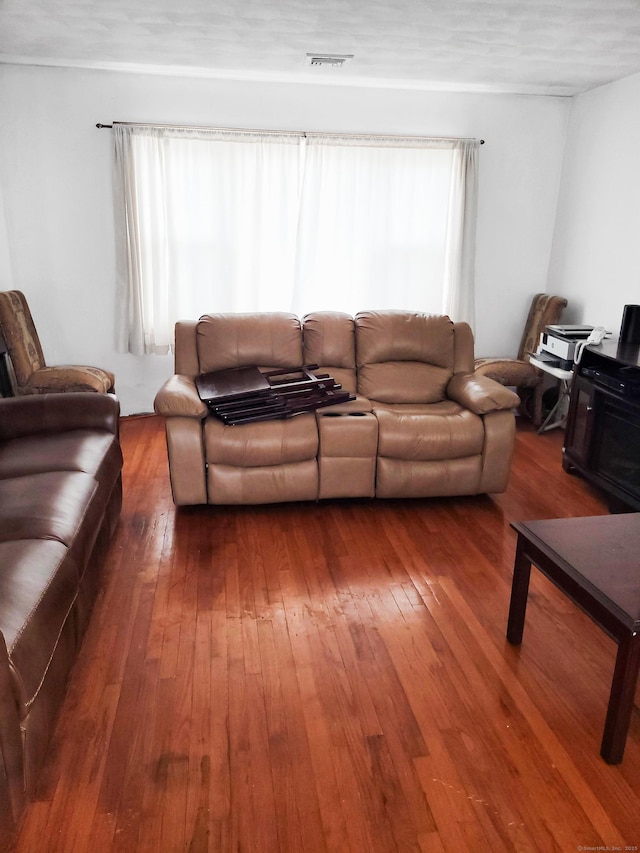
xmin=0 ymin=392 xmax=120 ymax=442
xmin=0 ymin=633 xmax=24 ymax=840
xmin=447 ymin=373 xmax=520 ymax=415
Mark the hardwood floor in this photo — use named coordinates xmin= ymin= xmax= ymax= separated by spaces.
xmin=13 ymin=416 xmax=640 ymax=851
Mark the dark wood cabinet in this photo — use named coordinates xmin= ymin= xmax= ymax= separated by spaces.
xmin=563 ymin=339 xmax=640 ymax=511
xmin=564 ymin=373 xmax=596 ymax=469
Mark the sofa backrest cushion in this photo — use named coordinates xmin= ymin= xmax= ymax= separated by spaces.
xmin=196 ymin=312 xmax=303 ymax=374
xmin=302 ymin=312 xmax=357 ymax=395
xmin=355 ymin=311 xmax=455 ymax=403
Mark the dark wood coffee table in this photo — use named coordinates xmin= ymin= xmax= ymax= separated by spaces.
xmin=507 ymin=514 xmax=640 ymax=763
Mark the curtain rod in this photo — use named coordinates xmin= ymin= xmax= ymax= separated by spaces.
xmin=95 ymin=122 xmax=484 ymax=144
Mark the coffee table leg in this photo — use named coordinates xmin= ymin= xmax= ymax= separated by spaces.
xmin=507 ymin=536 xmax=532 ymax=645
xmin=601 ymin=632 xmax=640 ymax=764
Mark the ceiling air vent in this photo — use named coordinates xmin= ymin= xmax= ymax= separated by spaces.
xmin=306 ymin=53 xmax=354 ymax=68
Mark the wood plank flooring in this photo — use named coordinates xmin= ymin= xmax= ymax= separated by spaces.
xmin=12 ymin=415 xmax=640 ymax=852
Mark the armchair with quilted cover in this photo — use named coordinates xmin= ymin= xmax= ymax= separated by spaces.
xmin=0 ymin=290 xmax=114 ymax=396
xmin=474 ymin=293 xmax=567 ymax=426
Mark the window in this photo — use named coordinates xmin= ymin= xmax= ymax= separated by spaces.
xmin=113 ymin=124 xmax=479 ymax=355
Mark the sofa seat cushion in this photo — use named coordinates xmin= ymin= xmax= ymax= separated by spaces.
xmin=374 ymin=402 xmax=485 ymax=461
xmin=204 ymin=413 xmax=318 ymax=468
xmin=0 ymin=431 xmax=122 ymax=509
xmin=0 ymin=472 xmax=99 ymax=568
xmin=0 ymin=539 xmax=78 ymax=717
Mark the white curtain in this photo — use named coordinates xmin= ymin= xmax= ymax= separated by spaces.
xmin=442 ymin=140 xmax=478 ymax=327
xmin=113 ymin=124 xmax=480 ymax=355
xmin=113 ymin=126 xmax=304 ymax=354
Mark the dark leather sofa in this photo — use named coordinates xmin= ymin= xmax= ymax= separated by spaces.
xmin=0 ymin=393 xmax=123 ymax=843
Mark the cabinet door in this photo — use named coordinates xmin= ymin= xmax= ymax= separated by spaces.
xmin=563 ymin=375 xmax=595 ymax=470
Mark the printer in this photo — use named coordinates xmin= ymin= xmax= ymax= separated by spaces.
xmin=536 ymin=325 xmax=596 ymax=369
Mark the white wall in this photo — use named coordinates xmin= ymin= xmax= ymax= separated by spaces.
xmin=547 ymin=71 xmax=640 ymax=334
xmin=0 ymin=181 xmax=13 ymax=286
xmin=0 ymin=64 xmax=568 ymax=414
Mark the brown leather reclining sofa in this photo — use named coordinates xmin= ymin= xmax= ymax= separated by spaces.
xmin=154 ymin=310 xmax=520 ymax=506
xmin=0 ymin=393 xmax=123 ymax=842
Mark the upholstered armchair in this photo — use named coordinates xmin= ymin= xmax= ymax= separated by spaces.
xmin=0 ymin=290 xmax=115 ymax=395
xmin=474 ymin=293 xmax=568 ymax=427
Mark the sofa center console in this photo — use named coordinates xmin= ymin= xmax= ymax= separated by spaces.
xmin=563 ymin=339 xmax=640 ymax=511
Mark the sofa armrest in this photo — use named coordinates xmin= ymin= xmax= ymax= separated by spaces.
xmin=447 ymin=373 xmax=520 ymax=415
xmin=0 ymin=632 xmax=25 ymax=837
xmin=154 ymin=375 xmax=208 ymax=419
xmin=0 ymin=392 xmax=120 ymax=442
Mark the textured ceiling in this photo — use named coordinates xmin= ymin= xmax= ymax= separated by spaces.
xmin=1 ymin=0 xmax=640 ymax=96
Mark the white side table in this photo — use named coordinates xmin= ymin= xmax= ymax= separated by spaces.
xmin=529 ymin=355 xmax=574 ymax=433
